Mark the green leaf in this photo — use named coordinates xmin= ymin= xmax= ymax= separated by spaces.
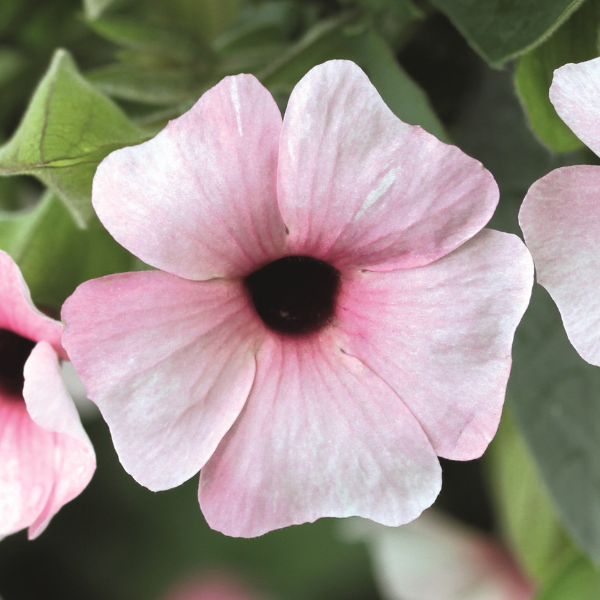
xmin=0 ymin=192 xmax=136 ymax=311
xmin=83 ymin=0 xmax=118 ymax=20
xmin=428 ymin=0 xmax=586 ymax=67
xmin=535 ymin=551 xmax=600 ymax=600
xmin=259 ymin=13 xmax=446 ymax=140
xmin=488 ymin=408 xmax=573 ymax=583
xmin=515 ymin=0 xmax=600 ymax=153
xmin=339 ymin=0 xmax=425 ymax=19
xmin=509 ymin=283 xmax=600 ymax=562
xmin=87 ymin=64 xmax=201 ymax=105
xmin=213 ymin=1 xmax=294 ymax=53
xmin=213 ymin=1 xmax=295 ymax=73
xmin=87 ymin=17 xmax=212 ymax=65
xmin=0 ymin=49 xmax=147 ymax=227
xmin=161 ymin=0 xmax=242 ymax=41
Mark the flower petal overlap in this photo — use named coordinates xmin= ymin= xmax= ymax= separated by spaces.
xmin=63 ymin=60 xmax=532 ymax=537
xmin=277 ymin=62 xmax=500 ymax=272
xmin=62 ymin=271 xmax=261 ymax=491
xmin=92 ymin=74 xmax=286 ymax=280
xmin=200 ymin=332 xmax=441 ymax=537
xmin=0 ymin=251 xmax=95 ymax=539
xmin=337 ymin=229 xmax=533 ymax=460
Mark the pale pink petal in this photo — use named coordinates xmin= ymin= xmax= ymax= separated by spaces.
xmin=163 ymin=577 xmax=263 ymax=600
xmin=200 ymin=332 xmax=441 ymax=538
xmin=93 ymin=75 xmax=287 ymax=280
xmin=0 ymin=251 xmax=63 ymax=356
xmin=22 ymin=341 xmax=96 ymax=538
xmin=0 ymin=397 xmax=53 ymax=536
xmin=277 ymin=60 xmax=498 ymax=271
xmin=62 ymin=271 xmax=264 ymax=491
xmin=336 ymin=229 xmax=533 ymax=461
xmin=519 ymin=165 xmax=600 ymax=366
xmin=550 ymin=57 xmax=600 ymax=157
xmin=347 ymin=511 xmax=533 ymax=600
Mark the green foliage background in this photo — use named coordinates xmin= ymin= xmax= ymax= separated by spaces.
xmin=2 ymin=0 xmax=600 ymax=598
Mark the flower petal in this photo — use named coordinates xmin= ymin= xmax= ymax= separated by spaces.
xmin=277 ymin=60 xmax=498 ymax=271
xmin=164 ymin=577 xmax=262 ymax=600
xmin=62 ymin=271 xmax=263 ymax=491
xmin=0 ymin=397 xmax=53 ymax=536
xmin=337 ymin=229 xmax=533 ymax=460
xmin=346 ymin=511 xmax=533 ymax=600
xmin=93 ymin=75 xmax=286 ymax=280
xmin=0 ymin=251 xmax=63 ymax=355
xmin=199 ymin=332 xmax=441 ymax=538
xmin=550 ymin=57 xmax=600 ymax=157
xmin=22 ymin=341 xmax=96 ymax=538
xmin=519 ymin=165 xmax=600 ymax=366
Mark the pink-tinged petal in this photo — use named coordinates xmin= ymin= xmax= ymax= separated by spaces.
xmin=550 ymin=57 xmax=600 ymax=157
xmin=347 ymin=511 xmax=533 ymax=600
xmin=22 ymin=341 xmax=95 ymax=538
xmin=0 ymin=397 xmax=53 ymax=536
xmin=337 ymin=229 xmax=533 ymax=461
xmin=277 ymin=60 xmax=498 ymax=271
xmin=0 ymin=251 xmax=63 ymax=356
xmin=519 ymin=165 xmax=600 ymax=366
xmin=93 ymin=75 xmax=287 ymax=280
xmin=200 ymin=332 xmax=441 ymax=538
xmin=163 ymin=577 xmax=263 ymax=600
xmin=62 ymin=271 xmax=263 ymax=491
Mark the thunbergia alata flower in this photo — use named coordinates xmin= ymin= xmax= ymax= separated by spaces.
xmin=345 ymin=511 xmax=533 ymax=600
xmin=62 ymin=60 xmax=533 ymax=537
xmin=0 ymin=251 xmax=95 ymax=539
xmin=520 ymin=56 xmax=600 ymax=366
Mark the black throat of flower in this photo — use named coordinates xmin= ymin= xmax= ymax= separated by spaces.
xmin=244 ymin=256 xmax=341 ymax=336
xmin=0 ymin=329 xmax=36 ymax=399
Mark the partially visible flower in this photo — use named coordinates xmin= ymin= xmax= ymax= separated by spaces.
xmin=0 ymin=251 xmax=95 ymax=539
xmin=344 ymin=510 xmax=534 ymax=600
xmin=520 ymin=56 xmax=600 ymax=366
xmin=162 ymin=576 xmax=265 ymax=600
xmin=63 ymin=60 xmax=532 ymax=537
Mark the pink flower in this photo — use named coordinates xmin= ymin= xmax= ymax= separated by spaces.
xmin=520 ymin=56 xmax=600 ymax=366
xmin=62 ymin=60 xmax=533 ymax=537
xmin=162 ymin=577 xmax=264 ymax=600
xmin=0 ymin=251 xmax=95 ymax=539
xmin=346 ymin=510 xmax=534 ymax=600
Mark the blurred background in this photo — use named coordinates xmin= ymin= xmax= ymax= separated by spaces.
xmin=1 ymin=0 xmax=600 ymax=598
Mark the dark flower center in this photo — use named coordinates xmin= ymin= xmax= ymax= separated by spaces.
xmin=244 ymin=256 xmax=341 ymax=336
xmin=0 ymin=329 xmax=36 ymax=399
